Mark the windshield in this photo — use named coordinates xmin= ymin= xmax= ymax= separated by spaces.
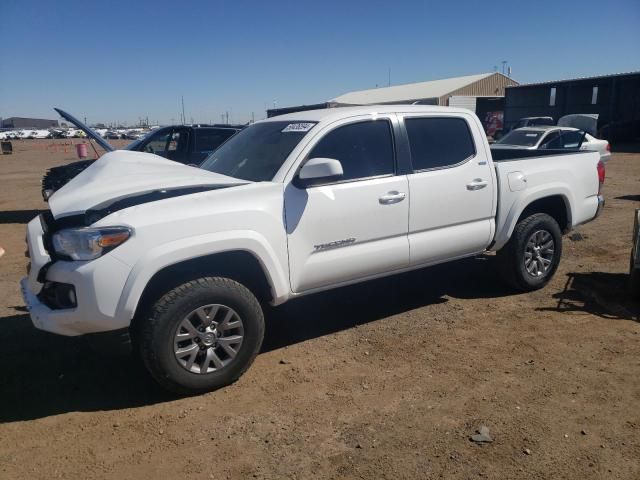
xmin=497 ymin=130 xmax=544 ymax=147
xmin=200 ymin=121 xmax=316 ymax=181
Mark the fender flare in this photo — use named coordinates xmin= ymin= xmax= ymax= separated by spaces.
xmin=494 ymin=185 xmax=573 ymax=250
xmin=113 ymin=230 xmax=290 ymax=324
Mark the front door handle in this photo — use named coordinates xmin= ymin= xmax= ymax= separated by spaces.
xmin=466 ymin=179 xmax=488 ymax=190
xmin=379 ymin=191 xmax=406 ymax=204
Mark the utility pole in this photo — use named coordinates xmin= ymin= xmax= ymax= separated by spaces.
xmin=251 ymin=112 xmax=255 ymax=123
xmin=181 ymin=96 xmax=186 ymax=124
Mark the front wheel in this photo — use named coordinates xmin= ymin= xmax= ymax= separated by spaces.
xmin=497 ymin=213 xmax=562 ymax=291
xmin=138 ymin=277 xmax=264 ymax=395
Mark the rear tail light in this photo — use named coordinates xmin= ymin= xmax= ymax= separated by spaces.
xmin=597 ymin=160 xmax=605 ymax=194
xmin=606 ymin=143 xmax=611 ymax=152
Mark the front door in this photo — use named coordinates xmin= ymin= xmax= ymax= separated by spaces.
xmin=285 ymin=117 xmax=410 ymax=293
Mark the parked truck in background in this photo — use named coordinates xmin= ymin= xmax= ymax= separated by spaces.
xmin=21 ymin=106 xmax=605 ymax=394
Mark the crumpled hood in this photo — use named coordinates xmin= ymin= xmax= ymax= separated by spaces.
xmin=48 ymin=150 xmax=248 ymax=219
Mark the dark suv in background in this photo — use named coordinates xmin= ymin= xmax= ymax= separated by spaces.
xmin=128 ymin=124 xmax=243 ymax=165
xmin=41 ymin=109 xmax=244 ymax=200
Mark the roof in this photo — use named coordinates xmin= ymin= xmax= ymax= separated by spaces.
xmin=261 ymin=105 xmax=472 ymax=123
xmin=330 ymin=73 xmax=501 ymax=104
xmin=508 ymin=70 xmax=640 ymax=88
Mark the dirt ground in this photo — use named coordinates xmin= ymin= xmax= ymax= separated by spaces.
xmin=1 ymin=139 xmax=638 ymax=479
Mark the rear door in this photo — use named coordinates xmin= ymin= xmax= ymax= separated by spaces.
xmin=402 ymin=113 xmax=495 ymax=266
xmin=285 ymin=116 xmax=410 ymax=293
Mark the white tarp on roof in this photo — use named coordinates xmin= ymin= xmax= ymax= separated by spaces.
xmin=331 ymin=72 xmax=494 ymax=105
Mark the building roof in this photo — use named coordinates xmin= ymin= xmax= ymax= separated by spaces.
xmin=508 ymin=70 xmax=640 ymax=88
xmin=330 ymin=72 xmax=503 ymax=104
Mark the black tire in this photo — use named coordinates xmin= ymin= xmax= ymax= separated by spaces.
xmin=138 ymin=277 xmax=264 ymax=395
xmin=497 ymin=213 xmax=562 ymax=291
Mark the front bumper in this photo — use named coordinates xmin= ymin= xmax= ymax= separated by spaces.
xmin=21 ymin=277 xmax=83 ymax=336
xmin=23 ymin=216 xmax=133 ymax=336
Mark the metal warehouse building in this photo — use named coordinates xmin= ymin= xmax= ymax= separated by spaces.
xmin=504 ymin=71 xmax=640 ymax=143
xmin=330 ymin=72 xmax=518 ymax=108
xmin=1 ymin=117 xmax=59 ymax=129
xmin=267 ymin=72 xmax=518 ymax=118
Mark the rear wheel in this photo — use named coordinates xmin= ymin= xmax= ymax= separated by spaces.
xmin=497 ymin=213 xmax=562 ymax=291
xmin=138 ymin=277 xmax=264 ymax=395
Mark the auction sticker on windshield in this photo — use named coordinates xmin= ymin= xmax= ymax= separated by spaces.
xmin=282 ymin=123 xmax=315 ymax=133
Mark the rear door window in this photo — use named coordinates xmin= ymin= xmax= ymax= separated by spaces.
xmin=308 ymin=120 xmax=395 ymax=181
xmin=405 ymin=117 xmax=475 ymax=171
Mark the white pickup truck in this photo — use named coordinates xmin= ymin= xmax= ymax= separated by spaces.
xmin=21 ymin=106 xmax=605 ymax=394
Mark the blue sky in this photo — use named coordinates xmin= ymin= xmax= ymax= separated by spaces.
xmin=1 ymin=0 xmax=638 ymax=125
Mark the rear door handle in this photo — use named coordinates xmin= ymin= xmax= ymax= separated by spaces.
xmin=379 ymin=191 xmax=406 ymax=204
xmin=466 ymin=179 xmax=488 ymax=190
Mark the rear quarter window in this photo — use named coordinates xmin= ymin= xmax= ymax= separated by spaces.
xmin=405 ymin=117 xmax=476 ymax=171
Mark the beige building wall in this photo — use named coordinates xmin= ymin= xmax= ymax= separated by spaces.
xmin=439 ymin=73 xmax=519 ymax=105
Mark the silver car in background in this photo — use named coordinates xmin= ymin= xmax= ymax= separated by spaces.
xmin=492 ymin=126 xmax=611 ymax=163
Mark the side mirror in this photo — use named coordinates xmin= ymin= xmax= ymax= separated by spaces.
xmin=294 ymin=157 xmax=343 ymax=188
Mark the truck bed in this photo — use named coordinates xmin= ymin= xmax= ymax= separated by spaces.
xmin=490 ymin=148 xmax=590 ymax=162
xmin=490 ymin=149 xmax=601 ymax=250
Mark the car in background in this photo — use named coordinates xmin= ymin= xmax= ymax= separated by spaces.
xmin=510 ymin=116 xmax=555 ymax=130
xmin=489 ymin=116 xmax=555 ymax=142
xmin=491 ymin=126 xmax=611 ymax=163
xmin=105 ymin=131 xmax=121 ymax=139
xmin=41 ymin=108 xmax=244 ymax=199
xmin=126 ymin=124 xmax=243 ymax=165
